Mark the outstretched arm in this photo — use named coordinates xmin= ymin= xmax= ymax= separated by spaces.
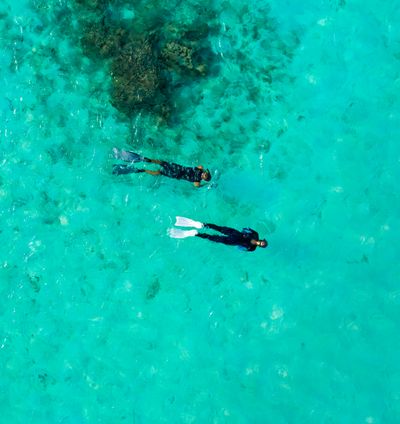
xmin=194 ymin=165 xmax=204 ymax=187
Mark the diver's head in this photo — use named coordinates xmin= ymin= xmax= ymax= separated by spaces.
xmin=258 ymin=239 xmax=268 ymax=248
xmin=201 ymin=169 xmax=212 ymax=182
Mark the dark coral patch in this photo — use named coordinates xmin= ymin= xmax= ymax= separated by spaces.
xmin=111 ymin=38 xmax=163 ymax=116
xmin=75 ymin=1 xmax=216 ymax=122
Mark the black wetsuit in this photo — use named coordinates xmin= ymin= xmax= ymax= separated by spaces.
xmin=196 ymin=224 xmax=259 ymax=252
xmin=159 ymin=161 xmax=203 ymax=183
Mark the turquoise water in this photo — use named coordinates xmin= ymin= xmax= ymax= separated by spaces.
xmin=1 ymin=0 xmax=399 ymax=422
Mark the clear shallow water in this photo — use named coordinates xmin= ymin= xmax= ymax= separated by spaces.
xmin=0 ymin=0 xmax=399 ymax=422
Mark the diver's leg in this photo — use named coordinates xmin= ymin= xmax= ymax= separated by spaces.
xmin=204 ymin=223 xmax=242 ymax=237
xmin=143 ymin=170 xmax=161 ymax=176
xmin=196 ymin=233 xmax=236 ymax=245
xmin=143 ymin=158 xmax=163 ymax=164
xmin=112 ymin=164 xmax=144 ymax=175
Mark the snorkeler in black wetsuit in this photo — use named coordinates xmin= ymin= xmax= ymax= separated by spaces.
xmin=112 ymin=148 xmax=211 ymax=188
xmin=168 ymin=217 xmax=268 ymax=251
xmin=197 ymin=224 xmax=267 ymax=251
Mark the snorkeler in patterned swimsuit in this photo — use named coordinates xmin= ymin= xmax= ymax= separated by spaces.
xmin=112 ymin=148 xmax=211 ymax=188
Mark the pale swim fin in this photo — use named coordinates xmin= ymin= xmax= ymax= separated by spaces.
xmin=112 ymin=148 xmax=144 ymax=163
xmin=112 ymin=164 xmax=143 ymax=175
xmin=175 ymin=216 xmax=204 ymax=229
xmin=168 ymin=228 xmax=198 ymax=239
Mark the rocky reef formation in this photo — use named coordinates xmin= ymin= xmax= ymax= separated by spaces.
xmin=111 ymin=37 xmax=162 ymax=116
xmin=74 ymin=1 xmax=216 ymax=122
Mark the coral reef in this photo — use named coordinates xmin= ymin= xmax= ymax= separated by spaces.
xmin=81 ymin=22 xmax=128 ymax=59
xmin=111 ymin=38 xmax=163 ymax=116
xmin=74 ymin=0 xmax=109 ymax=12
xmin=162 ymin=42 xmax=194 ymax=71
xmin=74 ymin=0 xmax=216 ymax=122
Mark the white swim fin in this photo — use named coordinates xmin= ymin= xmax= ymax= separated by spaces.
xmin=175 ymin=216 xmax=204 ymax=229
xmin=112 ymin=148 xmax=144 ymax=163
xmin=168 ymin=228 xmax=198 ymax=239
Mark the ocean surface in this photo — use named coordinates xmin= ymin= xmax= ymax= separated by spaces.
xmin=1 ymin=0 xmax=399 ymax=422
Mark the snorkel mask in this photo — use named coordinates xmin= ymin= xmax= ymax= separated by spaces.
xmin=203 ymin=169 xmax=212 ymax=181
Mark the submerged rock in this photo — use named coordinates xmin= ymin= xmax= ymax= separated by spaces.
xmin=146 ymin=278 xmax=160 ymax=300
xmin=111 ymin=38 xmax=163 ymax=116
xmin=81 ymin=23 xmax=128 ymax=59
xmin=75 ymin=1 xmax=216 ymax=123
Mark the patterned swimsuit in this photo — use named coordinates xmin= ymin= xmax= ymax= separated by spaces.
xmin=159 ymin=161 xmax=203 ymax=183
